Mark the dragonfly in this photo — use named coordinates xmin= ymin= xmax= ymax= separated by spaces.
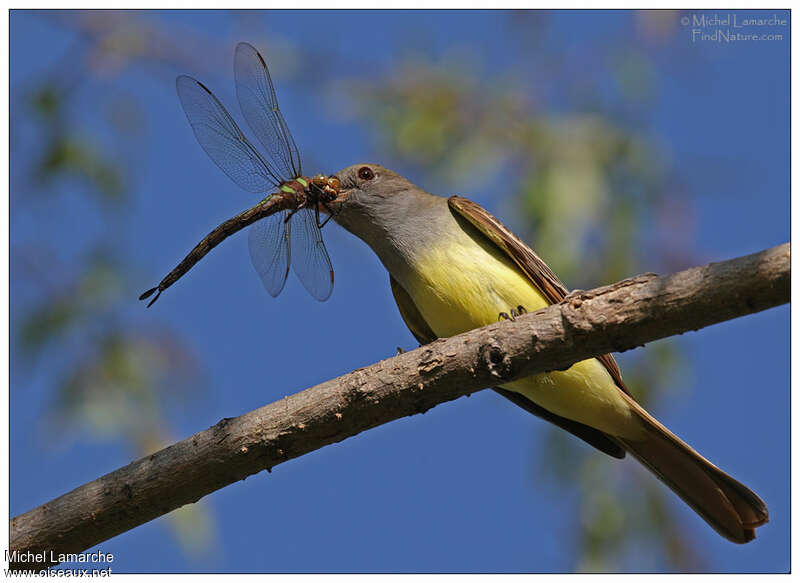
xmin=139 ymin=42 xmax=340 ymax=307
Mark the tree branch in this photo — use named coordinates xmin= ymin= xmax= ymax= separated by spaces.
xmin=9 ymin=243 xmax=789 ymax=569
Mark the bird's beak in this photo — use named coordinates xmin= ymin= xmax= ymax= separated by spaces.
xmin=321 ymin=183 xmax=351 ymax=215
xmin=309 ymin=174 xmax=346 ymax=216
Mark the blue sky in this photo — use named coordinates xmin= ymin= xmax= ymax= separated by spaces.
xmin=10 ymin=10 xmax=789 ymax=573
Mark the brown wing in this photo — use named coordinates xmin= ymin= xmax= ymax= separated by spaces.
xmin=389 ymin=275 xmax=437 ymax=345
xmin=443 ymin=199 xmax=769 ymax=539
xmin=447 ymin=195 xmax=631 ymax=399
xmin=389 ymin=274 xmax=625 ymax=459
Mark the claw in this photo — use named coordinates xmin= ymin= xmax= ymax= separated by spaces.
xmin=146 ymin=289 xmax=162 ymax=308
xmin=500 ymin=305 xmax=528 ymax=322
xmin=139 ymin=287 xmax=158 ymax=301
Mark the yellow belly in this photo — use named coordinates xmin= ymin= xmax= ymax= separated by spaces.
xmin=405 ymin=236 xmax=640 ymax=438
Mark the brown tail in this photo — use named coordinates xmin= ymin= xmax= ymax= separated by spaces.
xmin=616 ymin=397 xmax=768 ymax=543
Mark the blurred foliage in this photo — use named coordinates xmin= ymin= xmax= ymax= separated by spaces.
xmin=18 ymin=252 xmax=121 ymax=356
xmin=338 ymin=9 xmax=704 ymax=571
xmin=39 ymin=137 xmax=124 ymax=201
xmin=11 ymin=12 xmax=215 ymax=556
xmin=25 ymin=83 xmax=124 ymax=202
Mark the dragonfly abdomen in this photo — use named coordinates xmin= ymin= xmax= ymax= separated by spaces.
xmin=139 ymin=192 xmax=295 ymax=306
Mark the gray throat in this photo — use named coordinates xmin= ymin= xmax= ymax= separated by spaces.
xmin=334 ymin=189 xmax=453 ymax=283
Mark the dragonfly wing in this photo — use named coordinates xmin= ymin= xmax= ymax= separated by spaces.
xmin=248 ymin=210 xmax=291 ymax=297
xmin=290 ymin=208 xmax=334 ymax=302
xmin=234 ymin=42 xmax=302 ymax=182
xmin=176 ymin=75 xmax=280 ymax=192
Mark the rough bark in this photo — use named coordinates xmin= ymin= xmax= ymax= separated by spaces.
xmin=9 ymin=243 xmax=789 ymax=569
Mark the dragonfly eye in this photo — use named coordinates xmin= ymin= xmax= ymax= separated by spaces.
xmin=358 ymin=166 xmax=375 ymax=181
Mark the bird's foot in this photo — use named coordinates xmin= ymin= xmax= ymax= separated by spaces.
xmin=498 ymin=305 xmax=528 ymax=322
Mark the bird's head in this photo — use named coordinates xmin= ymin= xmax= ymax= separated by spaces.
xmin=326 ymin=164 xmax=411 ymax=210
xmin=323 ymin=164 xmax=426 ymax=248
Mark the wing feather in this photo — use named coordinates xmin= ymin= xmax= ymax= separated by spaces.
xmin=389 ymin=274 xmax=626 ymax=459
xmin=447 ymin=195 xmax=631 ymax=398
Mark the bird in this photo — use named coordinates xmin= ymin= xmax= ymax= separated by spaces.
xmin=325 ymin=162 xmax=768 ymax=543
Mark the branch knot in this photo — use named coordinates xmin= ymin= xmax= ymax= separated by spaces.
xmin=480 ymin=339 xmax=514 ymax=380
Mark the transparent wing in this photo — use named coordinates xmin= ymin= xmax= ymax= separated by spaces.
xmin=176 ymin=75 xmax=281 ymax=192
xmin=234 ymin=42 xmax=302 ymax=182
xmin=290 ymin=208 xmax=334 ymax=302
xmin=247 ymin=210 xmax=291 ymax=297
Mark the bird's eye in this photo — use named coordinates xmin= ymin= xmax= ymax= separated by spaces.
xmin=358 ymin=166 xmax=375 ymax=181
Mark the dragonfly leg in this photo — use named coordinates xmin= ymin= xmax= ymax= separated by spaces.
xmin=315 ymin=203 xmax=335 ymax=228
xmin=284 ymin=204 xmax=304 ymax=224
xmin=317 ymin=200 xmax=337 ymax=228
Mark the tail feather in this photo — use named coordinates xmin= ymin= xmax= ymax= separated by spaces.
xmin=617 ymin=396 xmax=768 ymax=543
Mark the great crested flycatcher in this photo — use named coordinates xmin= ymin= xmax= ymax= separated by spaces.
xmin=327 ymin=163 xmax=768 ymax=543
